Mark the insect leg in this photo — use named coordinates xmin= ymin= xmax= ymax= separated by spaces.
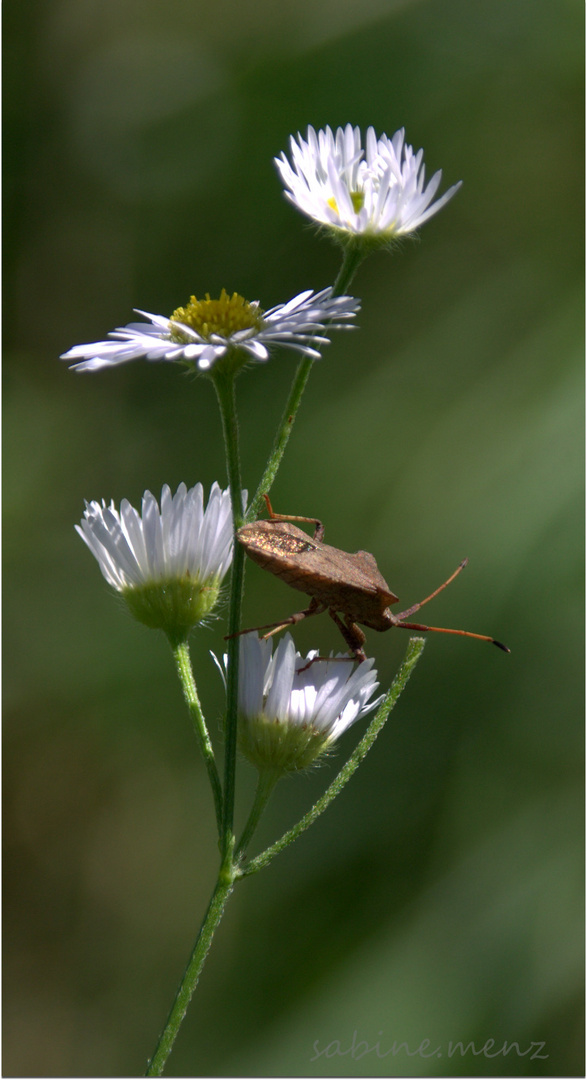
xmin=328 ymin=609 xmax=368 ymax=663
xmin=286 ymin=609 xmax=364 ymax=672
xmin=394 ymin=559 xmax=468 ymax=620
xmin=262 ymin=494 xmax=325 ymax=542
xmin=225 ymin=597 xmax=326 ymax=641
xmin=260 ymin=601 xmax=326 ymax=641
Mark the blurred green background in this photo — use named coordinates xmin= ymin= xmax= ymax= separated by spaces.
xmin=3 ymin=0 xmax=584 ymax=1075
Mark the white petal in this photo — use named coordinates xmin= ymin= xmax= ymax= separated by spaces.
xmin=77 ymin=482 xmax=235 ymax=592
xmin=276 ymin=124 xmax=460 ymax=238
xmin=265 ymin=636 xmax=296 ymax=721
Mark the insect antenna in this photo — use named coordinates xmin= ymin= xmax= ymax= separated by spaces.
xmin=394 ymin=621 xmax=510 ymax=652
xmin=392 ymin=559 xmax=509 ymax=651
xmin=395 ymin=559 xmax=468 ymax=620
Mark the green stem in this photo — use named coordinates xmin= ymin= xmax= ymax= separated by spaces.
xmin=145 ymin=849 xmax=236 ymax=1076
xmin=246 ymin=354 xmax=312 ymax=521
xmin=212 ymin=370 xmax=245 ymax=859
xmin=246 ymin=241 xmax=366 ymax=522
xmin=171 ymin=640 xmax=223 ymax=836
xmin=236 ymin=769 xmax=279 ymax=858
xmin=330 ymin=240 xmax=367 ymax=298
xmin=238 ymin=637 xmax=426 ymax=878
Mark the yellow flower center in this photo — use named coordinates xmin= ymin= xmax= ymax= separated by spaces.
xmin=327 ymin=191 xmax=365 ymax=215
xmin=169 ymin=289 xmax=264 ymax=343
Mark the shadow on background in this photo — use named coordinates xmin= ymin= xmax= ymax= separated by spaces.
xmin=3 ymin=0 xmax=584 ymax=1075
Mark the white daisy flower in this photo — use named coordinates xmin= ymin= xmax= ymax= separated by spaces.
xmin=275 ymin=124 xmax=461 ymax=243
xmin=237 ymin=633 xmax=382 ymax=773
xmin=61 ymin=287 xmax=359 ymax=374
xmin=77 ymin=482 xmax=244 ymax=640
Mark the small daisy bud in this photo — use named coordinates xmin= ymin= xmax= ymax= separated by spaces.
xmin=236 ymin=634 xmax=382 ymax=775
xmin=275 ymin=124 xmax=461 ymax=250
xmin=77 ymin=483 xmax=242 ymax=643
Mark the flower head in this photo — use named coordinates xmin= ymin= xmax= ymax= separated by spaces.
xmin=61 ymin=287 xmax=359 ymax=374
xmin=237 ymin=633 xmax=382 ymax=773
xmin=77 ymin=482 xmax=242 ymax=641
xmin=275 ymin=125 xmax=461 ymax=246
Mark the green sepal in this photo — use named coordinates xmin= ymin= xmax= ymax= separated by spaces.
xmin=238 ymin=713 xmax=332 ymax=774
xmin=122 ymin=575 xmax=221 ymax=641
xmin=325 ymin=226 xmax=402 ymax=258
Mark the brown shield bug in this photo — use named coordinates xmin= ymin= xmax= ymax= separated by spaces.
xmin=233 ymin=495 xmax=509 ymax=663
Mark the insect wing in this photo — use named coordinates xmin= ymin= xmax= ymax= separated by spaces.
xmin=237 ymin=521 xmax=317 ymax=558
xmin=347 ymin=550 xmax=399 ymax=604
xmin=299 ymin=543 xmax=398 ymax=604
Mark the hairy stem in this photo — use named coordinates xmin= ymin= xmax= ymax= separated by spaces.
xmin=171 ymin=640 xmax=223 ymax=835
xmin=145 ymin=848 xmax=236 ymax=1076
xmin=246 ymin=241 xmax=366 ymax=522
xmin=212 ymin=370 xmax=245 ymax=858
xmin=235 ymin=769 xmax=280 ymax=859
